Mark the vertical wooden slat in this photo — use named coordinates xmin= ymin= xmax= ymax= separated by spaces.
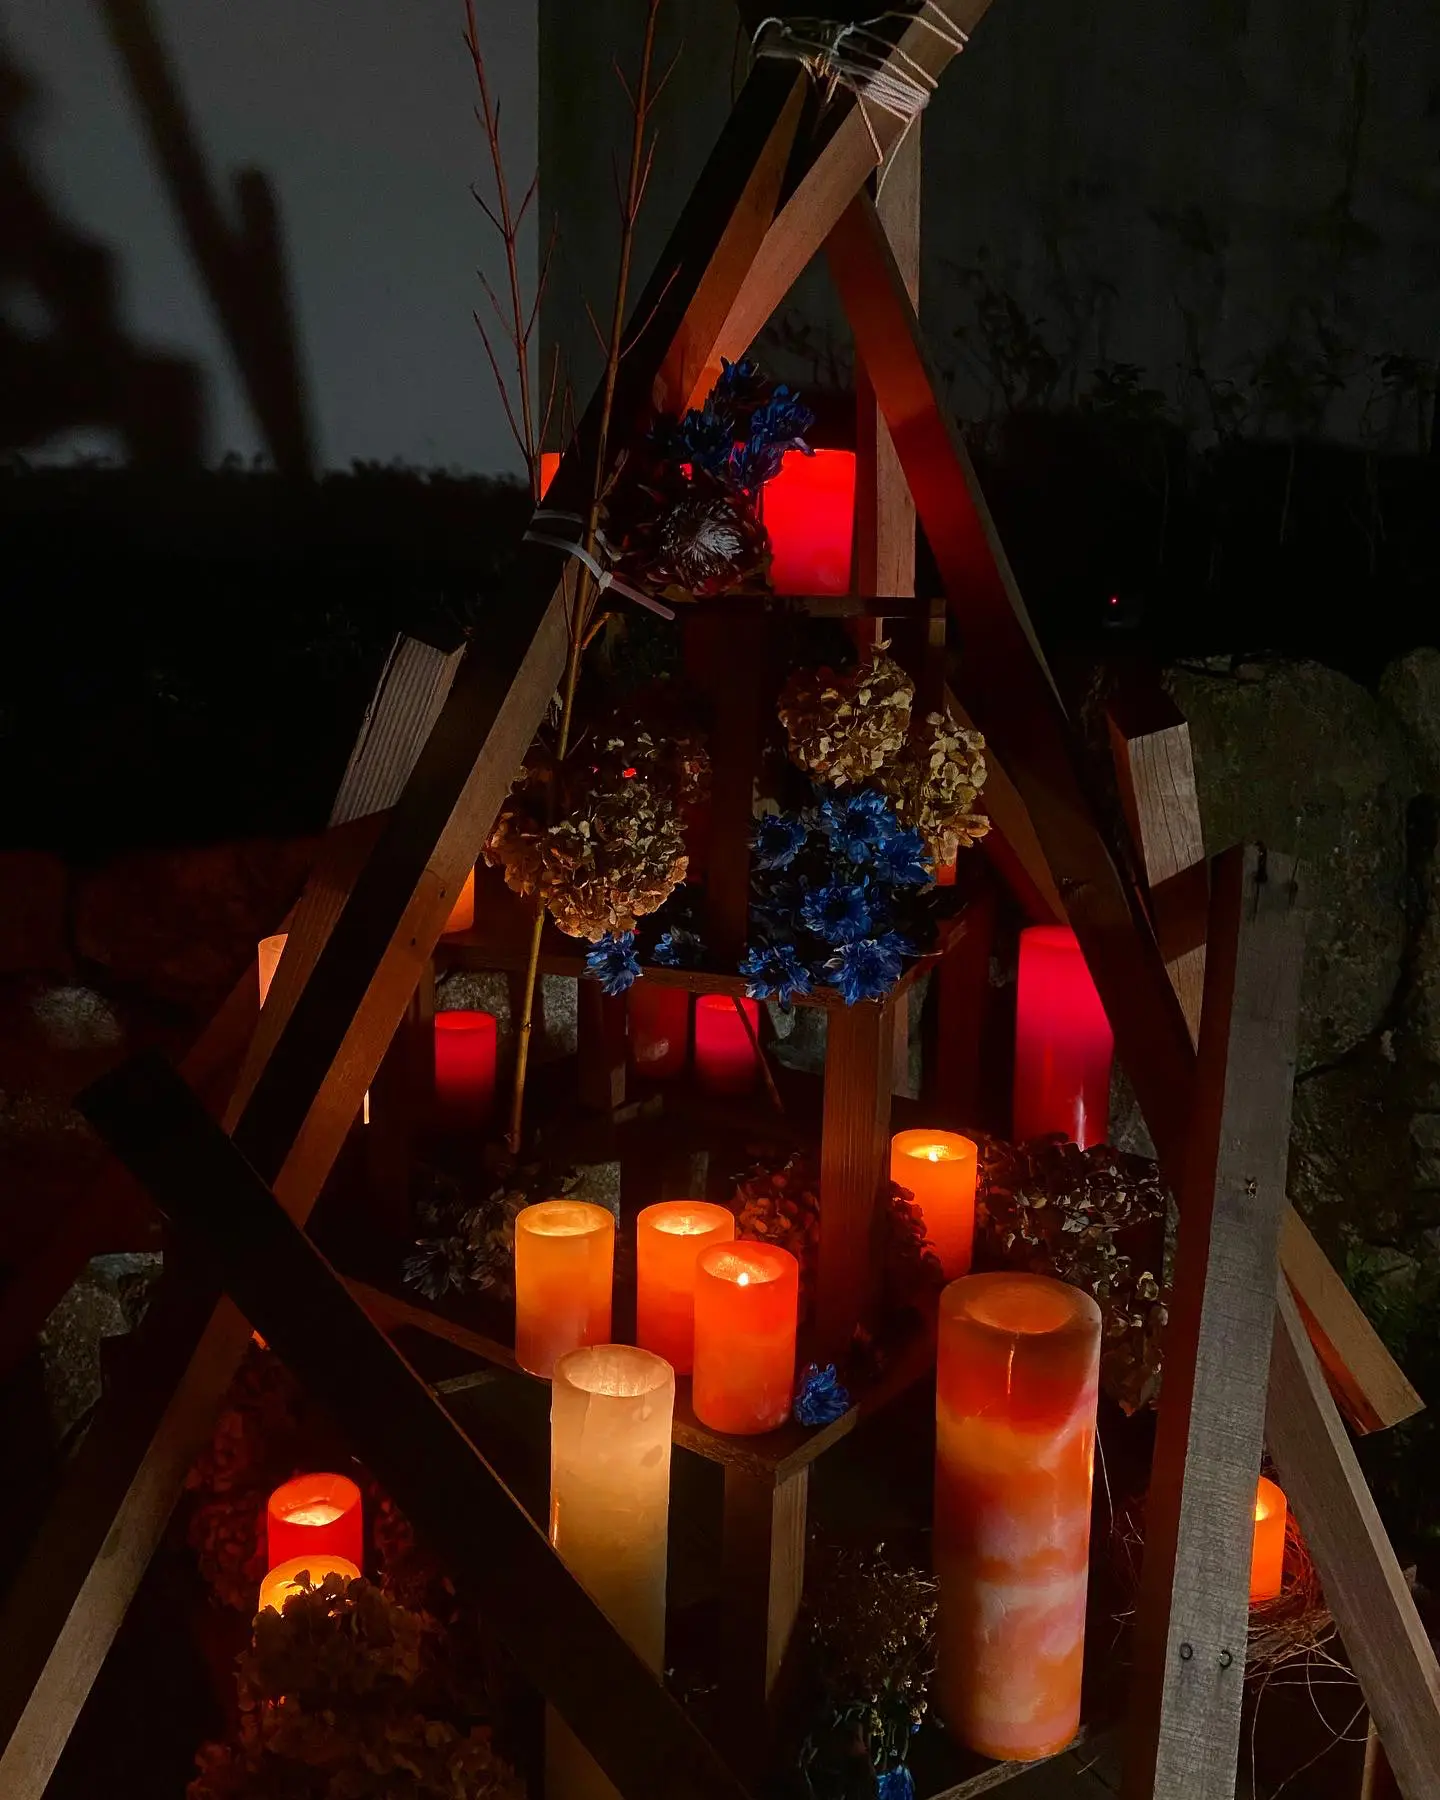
xmin=1123 ymin=845 xmax=1306 ymax=1800
xmin=577 ymin=983 xmax=628 ymax=1115
xmin=817 ymin=998 xmax=896 ymax=1358
xmin=720 ymin=1464 xmax=809 ymax=1752
xmin=928 ymin=882 xmax=997 ymax=1125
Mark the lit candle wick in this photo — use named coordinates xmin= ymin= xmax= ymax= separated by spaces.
xmin=736 ymin=1272 xmax=750 ymax=1287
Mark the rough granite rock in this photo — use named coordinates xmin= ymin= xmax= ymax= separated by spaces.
xmin=37 ymin=1252 xmax=163 ymax=1442
xmin=1286 ymin=1044 xmax=1418 ymax=1258
xmin=0 ymin=850 xmax=70 ymax=977
xmin=1379 ymin=647 xmax=1440 ymax=794
xmin=435 ymin=970 xmax=577 ymax=1062
xmin=1170 ymin=659 xmax=1412 ymax=1068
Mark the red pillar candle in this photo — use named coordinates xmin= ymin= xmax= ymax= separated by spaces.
xmin=693 ymin=993 xmax=760 ymax=1095
xmin=514 ymin=1200 xmax=615 ymax=1377
xmin=635 ymin=1200 xmax=736 ymax=1373
xmin=433 ymin=1009 xmax=498 ymax=1124
xmin=628 ymin=983 xmax=690 ymax=1080
xmin=762 ymin=447 xmax=857 ymax=595
xmin=890 ymin=1129 xmax=978 ymax=1279
xmin=1250 ymin=1476 xmax=1288 ymax=1603
xmin=935 ymin=1273 xmax=1102 ymax=1762
xmin=258 ymin=1553 xmax=361 ymax=1615
xmin=1012 ymin=925 xmax=1114 ymax=1148
xmin=692 ymin=1241 xmax=799 ymax=1435
xmin=442 ymin=866 xmax=476 ymax=935
xmin=540 ymin=450 xmax=560 ymax=497
xmin=266 ymin=1471 xmax=364 ymax=1570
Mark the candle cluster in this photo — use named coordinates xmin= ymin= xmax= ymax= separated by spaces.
xmin=259 ymin=1472 xmax=365 ymax=1616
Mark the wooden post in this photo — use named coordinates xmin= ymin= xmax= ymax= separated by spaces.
xmin=928 ymin=881 xmax=997 ymax=1126
xmin=76 ymin=1052 xmax=754 ymax=1800
xmin=1123 ymin=845 xmax=1306 ymax=1800
xmin=1107 ymin=678 xmax=1207 ymax=1046
xmin=687 ymin=612 xmax=766 ymax=965
xmin=720 ymin=1465 xmax=809 ymax=1757
xmin=1267 ymin=1284 xmax=1440 ymax=1800
xmin=577 ymin=982 xmax=628 ymax=1115
xmin=817 ymin=998 xmax=895 ymax=1359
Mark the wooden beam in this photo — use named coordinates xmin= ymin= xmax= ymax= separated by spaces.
xmin=1107 ymin=681 xmax=1207 ymax=1045
xmin=77 ymin=1052 xmax=754 ymax=1800
xmin=1124 ymin=845 xmax=1306 ymax=1800
xmin=817 ymin=998 xmax=895 ymax=1358
xmin=1267 ymin=1282 xmax=1440 ymax=1800
xmin=720 ymin=1464 xmax=809 ymax=1760
xmin=946 ymin=685 xmax=1064 ymax=924
xmin=824 ymin=191 xmax=1417 ymax=1436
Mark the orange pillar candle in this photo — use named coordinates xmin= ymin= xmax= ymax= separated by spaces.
xmin=935 ymin=1273 xmax=1102 ymax=1762
xmin=547 ymin=1344 xmax=674 ymax=1800
xmin=692 ymin=1241 xmax=799 ymax=1434
xmin=442 ymin=866 xmax=476 ymax=935
xmin=433 ymin=1009 xmax=498 ymax=1124
xmin=628 ymin=983 xmax=690 ymax=1079
xmin=890 ymin=1129 xmax=978 ymax=1279
xmin=257 ymin=932 xmax=287 ymax=1007
xmin=258 ymin=1553 xmax=361 ymax=1614
xmin=693 ymin=993 xmax=760 ymax=1095
xmin=635 ymin=1200 xmax=735 ymax=1373
xmin=266 ymin=1471 xmax=364 ymax=1569
xmin=514 ymin=1200 xmax=615 ymax=1377
xmin=1250 ymin=1476 xmax=1287 ymax=1603
xmin=762 ymin=447 xmax=857 ymax=595
xmin=1012 ymin=925 xmax=1114 ymax=1148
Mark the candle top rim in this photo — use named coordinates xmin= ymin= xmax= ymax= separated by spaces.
xmin=892 ymin=1128 xmax=977 ymax=1164
xmin=267 ymin=1471 xmax=360 ymax=1515
xmin=259 ymin=1554 xmax=362 ymax=1610
xmin=434 ymin=1009 xmax=498 ymax=1034
xmin=696 ymin=992 xmax=758 ymax=1015
xmin=554 ymin=1343 xmax=675 ymax=1399
xmin=1255 ymin=1475 xmax=1286 ymax=1521
xmin=639 ymin=1200 xmax=736 ymax=1237
xmin=698 ymin=1242 xmax=796 ymax=1286
xmin=942 ymin=1271 xmax=1101 ymax=1338
xmin=258 ymin=933 xmax=288 ymax=953
xmin=517 ymin=1199 xmax=614 ymax=1238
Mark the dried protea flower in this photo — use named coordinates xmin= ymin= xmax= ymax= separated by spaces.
xmin=777 ymin=647 xmax=915 ymax=787
xmin=877 ymin=709 xmax=991 ymax=862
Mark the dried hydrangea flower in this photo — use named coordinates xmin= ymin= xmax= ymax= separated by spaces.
xmin=778 ymin=648 xmax=915 ymax=787
xmin=877 ymin=709 xmax=991 ymax=863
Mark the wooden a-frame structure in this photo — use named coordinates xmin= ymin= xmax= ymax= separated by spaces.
xmin=3 ymin=4 xmax=1439 ymax=1796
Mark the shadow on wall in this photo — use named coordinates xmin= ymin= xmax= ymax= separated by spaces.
xmin=0 ymin=0 xmax=313 ymax=473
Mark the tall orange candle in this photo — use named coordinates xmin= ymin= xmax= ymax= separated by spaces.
xmin=1250 ymin=1475 xmax=1287 ymax=1603
xmin=890 ymin=1129 xmax=978 ymax=1278
xmin=442 ymin=866 xmax=476 ymax=935
xmin=514 ymin=1200 xmax=615 ymax=1378
xmin=635 ymin=1201 xmax=735 ymax=1373
xmin=258 ymin=1553 xmax=361 ymax=1614
xmin=935 ymin=1273 xmax=1102 ymax=1761
xmin=692 ymin=1242 xmax=799 ymax=1434
xmin=628 ymin=984 xmax=690 ymax=1079
xmin=693 ymin=993 xmax=760 ymax=1095
xmin=266 ymin=1471 xmax=364 ymax=1569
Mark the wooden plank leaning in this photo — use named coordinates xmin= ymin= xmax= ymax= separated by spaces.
xmin=1123 ymin=845 xmax=1305 ymax=1800
xmin=822 ymin=190 xmax=1420 ymax=1436
xmin=78 ymin=1051 xmax=755 ymax=1800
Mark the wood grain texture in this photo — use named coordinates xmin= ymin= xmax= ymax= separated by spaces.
xmin=686 ymin=612 xmax=767 ymax=963
xmin=817 ymin=999 xmax=896 ymax=1358
xmin=577 ymin=983 xmax=628 ymax=1115
xmin=1123 ymin=845 xmax=1306 ymax=1800
xmin=720 ymin=1464 xmax=810 ymax=1740
xmin=78 ymin=1054 xmax=755 ymax=1800
xmin=1361 ymin=1721 xmax=1402 ymax=1800
xmin=826 ymin=193 xmax=1414 ymax=1436
xmin=1107 ymin=689 xmax=1207 ymax=1045
xmin=1267 ymin=1281 xmax=1440 ymax=1800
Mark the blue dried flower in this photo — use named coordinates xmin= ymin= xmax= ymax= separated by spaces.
xmin=651 ymin=928 xmax=705 ymax=969
xmin=800 ymin=880 xmax=872 ymax=945
xmin=738 ymin=941 xmax=813 ymax=1009
xmin=793 ymin=1362 xmax=850 ymax=1426
xmin=824 ymin=933 xmax=908 ymax=1004
xmin=730 ymin=387 xmax=816 ymax=489
xmin=870 ymin=827 xmax=933 ymax=887
xmin=751 ymin=811 xmax=810 ymax=871
xmin=877 ymin=1767 xmax=915 ymax=1800
xmin=814 ymin=787 xmax=897 ymax=862
xmin=585 ymin=931 xmax=642 ymax=995
xmin=713 ymin=356 xmax=760 ymax=401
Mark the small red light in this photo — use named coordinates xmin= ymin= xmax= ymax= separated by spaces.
xmin=622 ymin=766 xmax=638 ymax=778
xmin=1109 ymin=595 xmax=1119 ymax=607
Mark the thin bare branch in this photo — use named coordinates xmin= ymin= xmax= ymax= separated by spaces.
xmin=472 ymin=309 xmax=529 ymax=468
xmin=612 ymin=55 xmax=635 ymax=110
xmin=582 ymin=295 xmax=609 ymax=358
xmin=648 ymin=43 xmax=684 ymax=111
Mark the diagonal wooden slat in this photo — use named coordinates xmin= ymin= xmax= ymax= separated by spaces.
xmin=1123 ymin=845 xmax=1305 ymax=1800
xmin=822 ymin=189 xmax=1419 ymax=1435
xmin=77 ymin=1052 xmax=754 ymax=1800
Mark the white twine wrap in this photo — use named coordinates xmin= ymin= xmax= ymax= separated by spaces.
xmin=524 ymin=509 xmax=676 ymax=621
xmin=752 ymin=3 xmax=967 ymax=170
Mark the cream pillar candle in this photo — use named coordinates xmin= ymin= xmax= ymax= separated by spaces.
xmin=547 ymin=1344 xmax=675 ymax=1800
xmin=935 ymin=1272 xmax=1102 ymax=1761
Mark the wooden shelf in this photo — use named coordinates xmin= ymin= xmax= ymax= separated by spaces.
xmin=436 ymin=863 xmax=978 ymax=1013
xmin=348 ymin=1272 xmax=935 ymax=1486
